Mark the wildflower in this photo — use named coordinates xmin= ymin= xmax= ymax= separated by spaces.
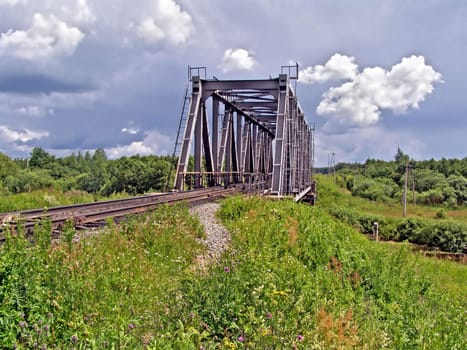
xmin=238 ymin=335 xmax=244 ymax=342
xmin=297 ymin=335 xmax=304 ymax=341
xmin=224 ymin=266 xmax=230 ymax=273
xmin=41 ymin=345 xmax=47 ymax=350
xmin=266 ymin=312 xmax=272 ymax=319
xmin=71 ymin=335 xmax=78 ymax=343
xmin=18 ymin=321 xmax=26 ymax=328
xmin=128 ymin=323 xmax=136 ymax=330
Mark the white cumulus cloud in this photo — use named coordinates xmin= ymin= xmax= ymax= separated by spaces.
xmin=106 ymin=129 xmax=171 ymax=158
xmin=121 ymin=127 xmax=139 ymax=135
xmin=310 ymin=55 xmax=442 ymax=130
xmin=220 ymin=48 xmax=256 ymax=73
xmin=136 ymin=0 xmax=193 ymax=46
xmin=0 ymin=13 xmax=85 ymax=60
xmin=60 ymin=0 xmax=96 ymax=25
xmin=299 ymin=53 xmax=358 ymax=84
xmin=0 ymin=125 xmax=49 ymax=143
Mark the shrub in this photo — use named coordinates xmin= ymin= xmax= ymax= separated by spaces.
xmin=435 ymin=208 xmax=447 ymax=219
xmin=326 ymin=206 xmax=466 ymax=253
xmin=4 ymin=169 xmax=56 ymax=193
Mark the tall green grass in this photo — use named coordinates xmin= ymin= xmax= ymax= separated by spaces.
xmin=0 ymin=204 xmax=204 ymax=348
xmin=180 ymin=196 xmax=465 ymax=349
xmin=1 ymin=197 xmax=465 ymax=348
xmin=317 ymin=175 xmax=467 ymax=253
xmin=0 ymin=188 xmax=130 ymax=213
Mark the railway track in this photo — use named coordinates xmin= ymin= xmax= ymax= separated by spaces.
xmin=0 ymin=187 xmax=241 ymax=238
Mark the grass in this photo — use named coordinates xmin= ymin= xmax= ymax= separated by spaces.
xmin=0 ymin=195 xmax=465 ymax=349
xmin=319 ymin=175 xmax=467 ymax=221
xmin=316 ymin=175 xmax=467 ymax=252
xmin=0 ymin=204 xmax=205 ymax=348
xmin=0 ymin=188 xmax=130 ymax=213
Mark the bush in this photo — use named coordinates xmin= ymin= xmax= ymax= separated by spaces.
xmin=351 ymin=178 xmax=396 ymax=202
xmin=326 ymin=206 xmax=466 ymax=253
xmin=4 ymin=169 xmax=56 ymax=193
xmin=414 ymin=222 xmax=467 ymax=253
xmin=435 ymin=208 xmax=447 ymax=219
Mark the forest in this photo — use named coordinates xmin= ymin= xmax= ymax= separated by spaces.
xmin=1 ymin=147 xmax=466 ymax=209
xmin=324 ymin=148 xmax=467 ymax=207
xmin=0 ymin=147 xmax=174 ymax=196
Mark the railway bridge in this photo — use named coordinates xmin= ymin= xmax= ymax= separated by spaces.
xmin=173 ymin=66 xmax=314 ymax=196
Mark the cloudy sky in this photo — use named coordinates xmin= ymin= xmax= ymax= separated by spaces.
xmin=0 ymin=0 xmax=465 ymax=166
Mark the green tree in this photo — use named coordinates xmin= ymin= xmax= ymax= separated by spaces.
xmin=447 ymin=174 xmax=467 ymax=205
xmin=29 ymin=147 xmax=55 ymax=169
xmin=394 ymin=147 xmax=409 ymax=164
xmin=0 ymin=152 xmax=18 ymax=180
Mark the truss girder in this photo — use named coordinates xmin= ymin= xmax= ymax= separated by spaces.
xmin=173 ymin=74 xmax=313 ymax=195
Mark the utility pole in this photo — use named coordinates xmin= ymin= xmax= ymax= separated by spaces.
xmin=403 ymin=161 xmax=409 ymax=217
xmin=332 ymin=153 xmax=336 ymax=183
xmin=328 ymin=152 xmax=336 ymax=182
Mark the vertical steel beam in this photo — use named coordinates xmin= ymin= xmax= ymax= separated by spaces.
xmin=202 ymin=105 xmax=214 ymax=186
xmin=251 ymin=124 xmax=257 ymax=175
xmin=218 ymin=108 xmax=230 ymax=175
xmin=174 ymin=77 xmax=202 ymax=190
xmin=271 ymin=74 xmax=289 ymax=194
xmin=194 ymin=101 xmax=203 ymax=188
xmin=240 ymin=120 xmax=250 ymax=173
xmin=236 ymin=111 xmax=243 ymax=176
xmin=225 ymin=111 xmax=233 ymax=186
xmin=212 ymin=97 xmax=219 ymax=183
xmin=231 ymin=112 xmax=239 ymax=182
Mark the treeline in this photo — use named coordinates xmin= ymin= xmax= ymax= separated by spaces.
xmin=334 ymin=148 xmax=467 ymax=207
xmin=0 ymin=147 xmax=175 ymax=196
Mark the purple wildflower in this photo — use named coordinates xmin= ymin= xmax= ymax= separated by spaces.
xmin=238 ymin=335 xmax=244 ymax=342
xmin=266 ymin=312 xmax=272 ymax=319
xmin=297 ymin=334 xmax=304 ymax=341
xmin=224 ymin=266 xmax=230 ymax=273
xmin=128 ymin=323 xmax=136 ymax=330
xmin=18 ymin=321 xmax=26 ymax=328
xmin=71 ymin=335 xmax=78 ymax=343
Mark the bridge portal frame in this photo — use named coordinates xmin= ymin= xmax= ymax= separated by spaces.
xmin=174 ymin=69 xmax=313 ymax=196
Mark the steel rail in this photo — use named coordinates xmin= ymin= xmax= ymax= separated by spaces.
xmin=0 ymin=187 xmax=240 ymax=237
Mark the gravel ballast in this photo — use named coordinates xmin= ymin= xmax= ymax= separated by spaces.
xmin=190 ymin=202 xmax=230 ymax=270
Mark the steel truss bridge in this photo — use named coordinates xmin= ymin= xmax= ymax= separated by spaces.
xmin=173 ymin=66 xmax=314 ymax=196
